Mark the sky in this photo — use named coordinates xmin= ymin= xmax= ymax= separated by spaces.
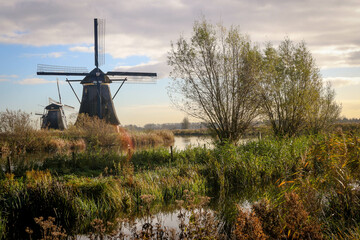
xmin=1 ymin=0 xmax=360 ymax=126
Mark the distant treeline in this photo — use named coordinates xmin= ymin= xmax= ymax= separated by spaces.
xmin=124 ymin=122 xmax=207 ymax=130
xmin=337 ymin=117 xmax=360 ymax=123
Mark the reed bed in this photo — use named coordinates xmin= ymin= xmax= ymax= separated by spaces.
xmin=0 ymin=166 xmax=206 ymax=238
xmin=2 ymin=131 xmax=360 ymax=239
xmin=0 ymin=127 xmax=174 ymax=155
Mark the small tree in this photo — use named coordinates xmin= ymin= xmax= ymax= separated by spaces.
xmin=181 ymin=117 xmax=190 ymax=129
xmin=306 ymin=82 xmax=341 ymax=134
xmin=168 ymin=20 xmax=262 ymax=143
xmin=0 ymin=109 xmax=33 ymax=133
xmin=259 ymin=39 xmax=341 ymax=137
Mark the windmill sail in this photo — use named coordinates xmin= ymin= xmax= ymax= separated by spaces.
xmin=37 ymin=64 xmax=89 ymax=76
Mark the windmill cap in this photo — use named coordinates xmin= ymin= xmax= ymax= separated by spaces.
xmin=81 ymin=68 xmax=111 ymax=84
xmin=45 ymin=103 xmax=62 ymax=110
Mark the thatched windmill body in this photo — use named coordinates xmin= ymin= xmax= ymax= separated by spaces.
xmin=37 ymin=19 xmax=157 ymax=125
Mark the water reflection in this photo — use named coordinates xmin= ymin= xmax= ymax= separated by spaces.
xmin=173 ymin=136 xmax=214 ymax=150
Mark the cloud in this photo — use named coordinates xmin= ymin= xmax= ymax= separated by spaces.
xmin=324 ymin=77 xmax=360 ymax=88
xmin=0 ymin=74 xmax=18 ymax=82
xmin=18 ymin=78 xmax=56 ymax=85
xmin=113 ymin=54 xmax=170 ymax=79
xmin=0 ymin=74 xmax=17 ymax=78
xmin=69 ymin=46 xmax=93 ymax=53
xmin=1 ymin=0 xmax=360 ymax=70
xmin=23 ymin=52 xmax=64 ymax=58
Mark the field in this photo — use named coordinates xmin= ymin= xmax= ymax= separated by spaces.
xmin=1 ymin=124 xmax=360 ymax=239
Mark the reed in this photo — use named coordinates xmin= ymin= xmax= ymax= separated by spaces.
xmin=129 ymin=129 xmax=174 ymax=147
xmin=202 ymin=136 xmax=312 ymax=195
xmin=3 ymin=131 xmax=360 ymax=238
xmin=0 ymin=165 xmax=207 ymax=238
xmin=0 ymin=113 xmax=174 ymax=154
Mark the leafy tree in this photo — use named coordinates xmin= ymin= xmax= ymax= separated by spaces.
xmin=168 ymin=20 xmax=262 ymax=143
xmin=181 ymin=117 xmax=190 ymax=129
xmin=259 ymin=39 xmax=341 ymax=137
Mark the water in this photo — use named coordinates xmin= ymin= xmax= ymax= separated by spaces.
xmin=173 ymin=136 xmax=214 ymax=150
xmin=172 ymin=136 xmax=253 ymax=150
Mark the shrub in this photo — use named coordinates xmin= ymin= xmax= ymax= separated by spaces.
xmin=234 ymin=206 xmax=267 ymax=240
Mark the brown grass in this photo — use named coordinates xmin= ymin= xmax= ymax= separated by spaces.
xmin=249 ymin=192 xmax=323 ymax=240
xmin=234 ymin=206 xmax=267 ymax=240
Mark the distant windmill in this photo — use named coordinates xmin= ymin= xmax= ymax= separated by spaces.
xmin=36 ymin=79 xmax=75 ymax=130
xmin=37 ymin=19 xmax=157 ymax=125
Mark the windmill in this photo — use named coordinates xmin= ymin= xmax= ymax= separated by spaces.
xmin=36 ymin=79 xmax=75 ymax=130
xmin=37 ymin=18 xmax=157 ymax=125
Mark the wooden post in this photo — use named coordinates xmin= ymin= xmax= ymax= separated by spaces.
xmin=7 ymin=156 xmax=11 ymax=174
xmin=72 ymin=151 xmax=76 ymax=167
xmin=170 ymin=146 xmax=173 ymax=165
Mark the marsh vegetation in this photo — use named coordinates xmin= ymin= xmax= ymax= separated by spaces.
xmin=1 ymin=124 xmax=360 ymax=239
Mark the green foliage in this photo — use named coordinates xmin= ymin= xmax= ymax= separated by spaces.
xmin=168 ymin=19 xmax=262 ymax=143
xmin=41 ymin=151 xmax=126 ymax=177
xmin=0 ymin=213 xmax=5 ymax=240
xmin=203 ymin=137 xmax=311 ymax=195
xmin=0 ymin=162 xmax=207 ymax=238
xmin=260 ymin=39 xmax=341 ymax=137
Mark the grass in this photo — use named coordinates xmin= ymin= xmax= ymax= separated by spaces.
xmin=0 ymin=164 xmax=206 ymax=238
xmin=2 ymin=130 xmax=360 ymax=238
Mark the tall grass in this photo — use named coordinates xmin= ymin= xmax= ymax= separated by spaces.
xmin=202 ymin=136 xmax=312 ymax=196
xmin=229 ymin=132 xmax=360 ymax=238
xmin=0 ymin=165 xmax=206 ymax=238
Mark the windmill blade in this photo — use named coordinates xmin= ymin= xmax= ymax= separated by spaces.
xmin=125 ymin=81 xmax=156 ymax=84
xmin=37 ymin=64 xmax=89 ymax=76
xmin=109 ymin=77 xmax=156 ymax=84
xmin=94 ymin=18 xmax=106 ymax=68
xmin=106 ymin=71 xmax=157 ymax=77
xmin=49 ymin=97 xmax=60 ymax=104
xmin=63 ymin=104 xmax=75 ymax=110
xmin=57 ymin=78 xmax=62 ymax=104
xmin=35 ymin=113 xmax=44 ymax=116
xmin=97 ymin=18 xmax=105 ymax=67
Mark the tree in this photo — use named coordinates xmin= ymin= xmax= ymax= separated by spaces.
xmin=168 ymin=20 xmax=262 ymax=143
xmin=305 ymin=82 xmax=341 ymax=134
xmin=259 ymin=39 xmax=341 ymax=137
xmin=0 ymin=109 xmax=33 ymax=133
xmin=181 ymin=117 xmax=190 ymax=129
